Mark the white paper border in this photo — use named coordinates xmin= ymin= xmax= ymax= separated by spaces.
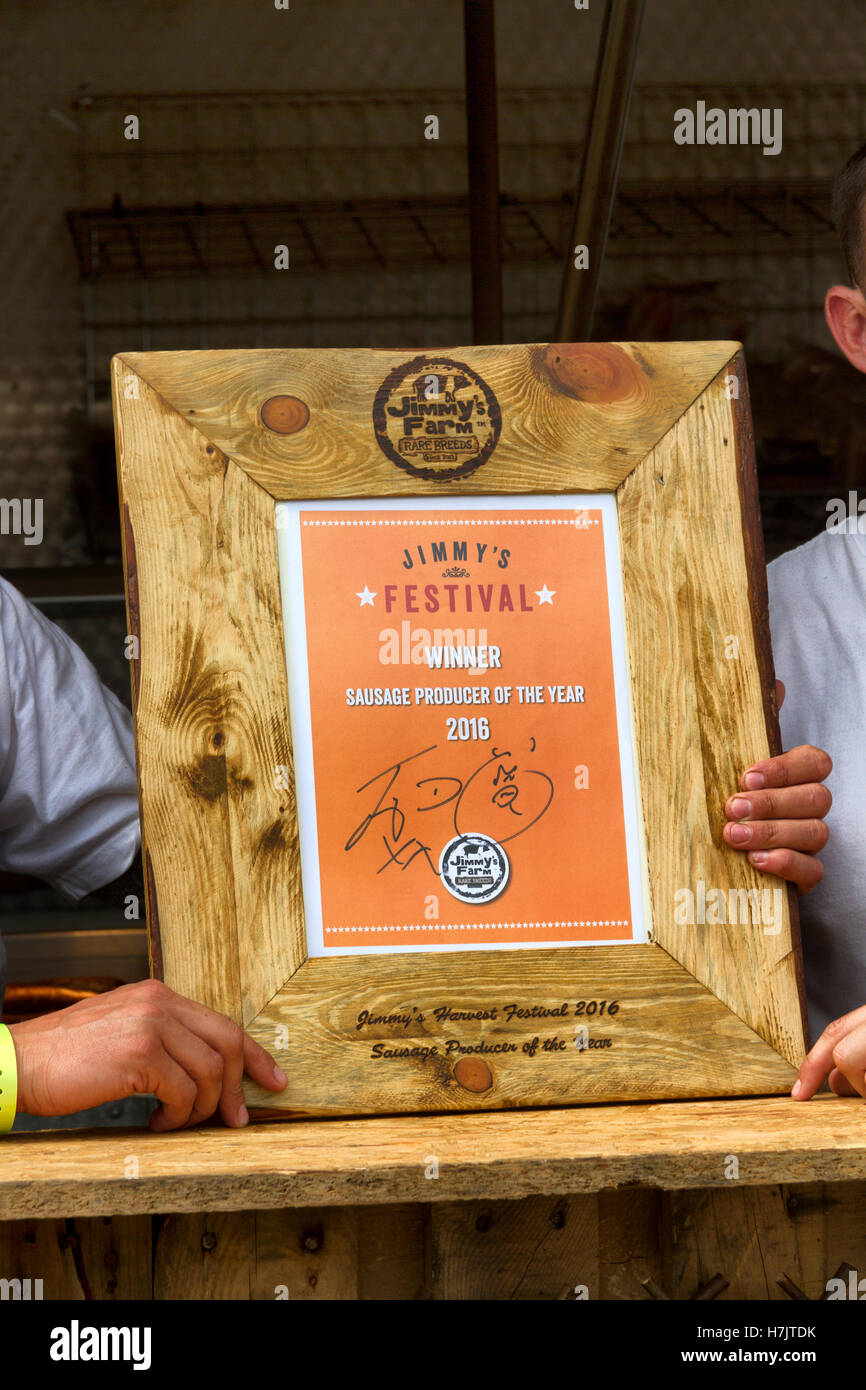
xmin=276 ymin=494 xmax=648 ymax=956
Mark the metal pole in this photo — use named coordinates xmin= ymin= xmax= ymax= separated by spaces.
xmin=463 ymin=0 xmax=503 ymax=344
xmin=554 ymin=0 xmax=645 ymax=342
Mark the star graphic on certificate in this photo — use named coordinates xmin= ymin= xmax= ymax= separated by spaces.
xmin=356 ymin=585 xmax=377 ymax=607
xmin=535 ymin=584 xmax=556 ymax=605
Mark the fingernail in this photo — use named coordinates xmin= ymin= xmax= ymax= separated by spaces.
xmin=791 ymin=1079 xmax=801 ymax=1098
xmin=273 ymin=1064 xmax=287 ymax=1086
xmin=749 ymin=851 xmax=769 ymax=866
xmin=729 ymin=797 xmax=752 ymax=820
xmin=744 ymin=770 xmax=765 ymax=790
xmin=238 ymin=1104 xmax=249 ymax=1125
xmin=728 ymin=823 xmax=752 ymax=844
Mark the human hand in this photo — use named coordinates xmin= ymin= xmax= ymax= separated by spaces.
xmin=722 ymin=680 xmax=832 ymax=893
xmin=8 ymin=978 xmax=286 ymax=1130
xmin=793 ymin=1005 xmax=866 ymax=1099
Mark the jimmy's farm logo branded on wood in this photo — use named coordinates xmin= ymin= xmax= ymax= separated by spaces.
xmin=372 ymin=354 xmax=502 ymax=482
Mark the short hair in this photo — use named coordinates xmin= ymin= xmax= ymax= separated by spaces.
xmin=832 ymin=141 xmax=866 ymax=287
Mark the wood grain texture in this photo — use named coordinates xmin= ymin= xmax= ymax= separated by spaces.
xmin=153 ymin=1211 xmax=255 ymax=1299
xmin=1 ymin=1096 xmax=864 ymax=1221
xmin=598 ymin=1189 xmax=662 ymax=1299
xmin=243 ymin=943 xmax=795 ymax=1116
xmin=663 ymin=1185 xmax=796 ymax=1301
xmin=115 ymin=341 xmax=740 ymax=497
xmin=660 ymin=1182 xmax=865 ymax=1301
xmin=428 ymin=1193 xmax=598 ymax=1299
xmin=112 ymin=339 xmax=806 ymax=1117
xmin=0 ymin=1215 xmax=151 ymax=1300
xmin=783 ymin=1180 xmax=866 ymax=1299
xmin=112 ymin=361 xmax=305 ymax=1024
xmin=152 ymin=1204 xmax=425 ymax=1300
xmin=5 ymin=1184 xmax=866 ymax=1301
xmin=356 ymin=1204 xmax=426 ymax=1299
xmin=153 ymin=1207 xmax=363 ymax=1300
xmin=617 ymin=370 xmax=807 ymax=1067
xmin=729 ymin=350 xmax=809 ymax=1049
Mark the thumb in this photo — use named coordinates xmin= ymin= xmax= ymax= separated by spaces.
xmin=775 ymin=679 xmax=786 ymax=713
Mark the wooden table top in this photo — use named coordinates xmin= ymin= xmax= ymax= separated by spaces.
xmin=1 ymin=1093 xmax=863 ymax=1220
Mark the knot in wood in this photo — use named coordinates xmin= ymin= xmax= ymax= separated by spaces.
xmin=260 ymin=394 xmax=310 ymax=435
xmin=542 ymin=343 xmax=648 ymax=407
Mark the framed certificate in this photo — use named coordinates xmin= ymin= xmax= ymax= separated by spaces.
xmin=276 ymin=493 xmax=647 ymax=956
xmin=113 ymin=341 xmax=807 ymax=1117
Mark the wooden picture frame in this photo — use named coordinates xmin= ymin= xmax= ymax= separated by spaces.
xmin=112 ymin=341 xmax=807 ymax=1119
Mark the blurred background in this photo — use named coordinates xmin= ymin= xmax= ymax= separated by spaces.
xmin=0 ymin=0 xmax=863 ymax=1119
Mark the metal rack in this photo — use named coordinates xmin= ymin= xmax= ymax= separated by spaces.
xmin=62 ymin=79 xmax=863 ymax=406
xmin=58 ymin=78 xmax=865 ymax=552
xmin=67 ymin=179 xmax=838 ymax=283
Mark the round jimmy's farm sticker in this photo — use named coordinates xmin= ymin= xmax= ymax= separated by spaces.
xmin=439 ymin=832 xmax=510 ymax=905
xmin=372 ymin=354 xmax=502 ymax=482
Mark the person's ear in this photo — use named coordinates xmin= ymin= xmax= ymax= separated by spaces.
xmin=825 ymin=283 xmax=866 ymax=372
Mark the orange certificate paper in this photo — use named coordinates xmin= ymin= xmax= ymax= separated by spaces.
xmin=276 ymin=495 xmax=646 ymax=956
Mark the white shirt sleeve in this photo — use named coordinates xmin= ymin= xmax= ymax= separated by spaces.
xmin=0 ymin=576 xmax=140 ymax=900
xmin=768 ymin=526 xmax=866 ymax=1040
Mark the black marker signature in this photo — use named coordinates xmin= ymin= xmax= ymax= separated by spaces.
xmin=343 ymin=745 xmax=439 ymax=875
xmin=457 ymin=747 xmax=554 ymax=845
xmin=344 ymin=743 xmax=554 ymax=874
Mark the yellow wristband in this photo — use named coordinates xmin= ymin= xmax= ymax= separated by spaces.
xmin=0 ymin=1023 xmax=18 ymax=1133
